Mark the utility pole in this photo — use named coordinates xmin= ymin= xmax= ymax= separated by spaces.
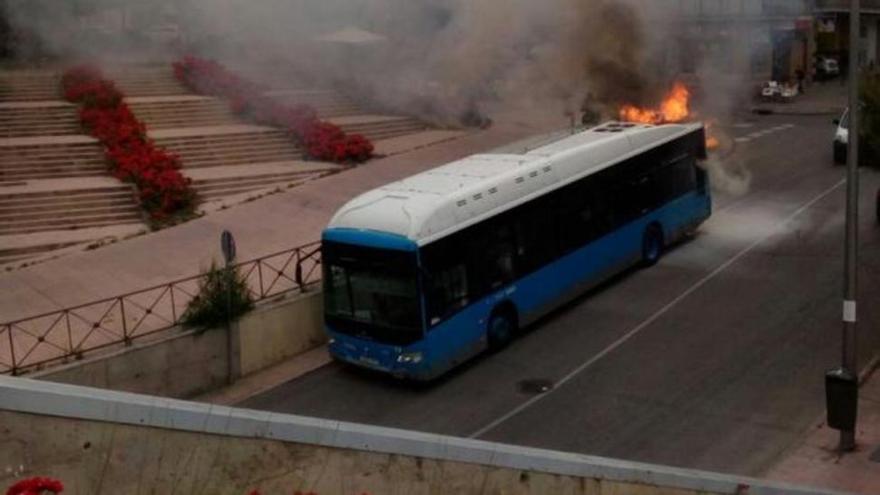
xmin=825 ymin=0 xmax=861 ymax=454
xmin=841 ymin=0 xmax=861 ymax=452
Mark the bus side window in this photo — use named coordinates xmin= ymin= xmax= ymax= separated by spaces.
xmin=657 ymin=156 xmax=697 ymax=202
xmin=428 ymin=263 xmax=469 ymax=326
xmin=514 ymin=198 xmax=556 ymax=274
xmin=485 ymin=222 xmax=516 ymax=289
xmin=424 ymin=238 xmax=471 ymax=326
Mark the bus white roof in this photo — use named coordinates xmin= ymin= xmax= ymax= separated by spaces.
xmin=327 ymin=121 xmax=704 ymax=246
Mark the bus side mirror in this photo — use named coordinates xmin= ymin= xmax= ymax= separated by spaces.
xmin=833 ymin=118 xmax=841 ymax=125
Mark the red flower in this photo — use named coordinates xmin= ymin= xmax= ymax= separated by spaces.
xmin=61 ymin=65 xmax=196 ymax=219
xmin=6 ymin=477 xmax=63 ymax=495
xmin=173 ymin=56 xmax=373 ymax=163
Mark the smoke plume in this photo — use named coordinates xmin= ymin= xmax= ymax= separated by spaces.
xmin=2 ymin=0 xmax=684 ymax=124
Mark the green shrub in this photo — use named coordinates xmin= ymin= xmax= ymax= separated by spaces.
xmin=182 ymin=262 xmax=254 ymax=330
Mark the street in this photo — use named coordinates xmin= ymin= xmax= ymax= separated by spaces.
xmin=241 ymin=113 xmax=880 ymax=477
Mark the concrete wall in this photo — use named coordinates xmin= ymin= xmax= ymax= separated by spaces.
xmin=237 ymin=291 xmax=325 ymax=377
xmin=33 ymin=291 xmax=325 ymax=399
xmin=0 ymin=377 xmax=846 ymax=495
xmin=34 ymin=325 xmax=229 ymax=399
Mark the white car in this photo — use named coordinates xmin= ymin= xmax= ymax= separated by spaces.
xmin=817 ymin=56 xmax=840 ymax=79
xmin=833 ymin=109 xmax=848 ymax=165
xmin=761 ymin=81 xmax=798 ymax=102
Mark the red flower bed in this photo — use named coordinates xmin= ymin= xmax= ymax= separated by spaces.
xmin=5 ymin=477 xmax=63 ymax=495
xmin=173 ymin=56 xmax=373 ymax=163
xmin=61 ymin=65 xmax=195 ymax=221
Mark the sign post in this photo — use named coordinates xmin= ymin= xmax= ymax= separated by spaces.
xmin=221 ymin=230 xmax=237 ymax=385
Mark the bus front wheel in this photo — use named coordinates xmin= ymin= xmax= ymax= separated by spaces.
xmin=642 ymin=224 xmax=664 ymax=266
xmin=487 ymin=310 xmax=516 ymax=350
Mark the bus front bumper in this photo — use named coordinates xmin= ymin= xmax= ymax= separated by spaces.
xmin=328 ymin=335 xmax=436 ymax=381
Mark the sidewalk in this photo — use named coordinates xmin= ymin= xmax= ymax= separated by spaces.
xmin=764 ymin=365 xmax=880 ymax=495
xmin=751 ymin=80 xmax=847 ymax=116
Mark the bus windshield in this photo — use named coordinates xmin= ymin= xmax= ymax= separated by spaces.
xmin=323 ymin=241 xmax=422 ymax=345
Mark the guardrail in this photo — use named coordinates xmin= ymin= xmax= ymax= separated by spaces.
xmin=0 ymin=241 xmax=322 ymax=376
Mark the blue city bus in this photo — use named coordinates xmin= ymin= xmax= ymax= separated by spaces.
xmin=322 ymin=122 xmax=711 ymax=380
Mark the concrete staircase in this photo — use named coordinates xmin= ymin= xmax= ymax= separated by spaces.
xmin=0 ymin=141 xmax=106 ymax=182
xmin=107 ymin=66 xmax=188 ymax=97
xmin=0 ymin=62 xmax=459 ymax=269
xmin=0 ymin=104 xmax=80 ymax=138
xmin=0 ymin=67 xmax=146 ymax=268
xmin=0 ymin=185 xmax=141 ymax=236
xmin=127 ymin=97 xmax=239 ymax=129
xmin=333 ymin=115 xmax=429 ymax=142
xmin=0 ymin=70 xmax=60 ymax=102
xmin=153 ymin=128 xmax=306 ymax=169
xmin=268 ymin=89 xmax=363 ymax=118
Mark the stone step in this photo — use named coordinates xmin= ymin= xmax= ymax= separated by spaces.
xmin=0 ymin=196 xmax=135 ymax=215
xmin=157 ymin=131 xmax=305 ymax=168
xmin=316 ymin=106 xmax=363 ymax=118
xmin=341 ymin=121 xmax=428 ymax=141
xmin=1 ymin=203 xmax=141 ymax=223
xmin=109 ymin=70 xmax=189 ymax=97
xmin=0 ymin=141 xmax=103 ymax=156
xmin=0 ymin=157 xmax=105 ymax=168
xmin=0 ymin=92 xmax=61 ymax=102
xmin=0 ymin=215 xmax=143 ymax=236
xmin=0 ymin=167 xmax=106 ymax=182
xmin=163 ymin=140 xmax=300 ymax=155
xmin=0 ymin=106 xmax=81 ymax=137
xmin=0 ymin=186 xmax=131 ymax=202
xmin=0 ymin=151 xmax=104 ymax=164
xmin=0 ymin=126 xmax=82 ymax=138
xmin=155 ymin=135 xmax=296 ymax=151
xmin=131 ymin=109 xmax=240 ymax=129
xmin=0 ymin=205 xmax=140 ymax=225
xmin=0 ymin=143 xmax=107 ymax=178
xmin=175 ymin=151 xmax=306 ymax=169
xmin=0 ymin=163 xmax=105 ymax=173
xmin=0 ymin=120 xmax=79 ymax=128
xmin=0 ymin=113 xmax=77 ymax=122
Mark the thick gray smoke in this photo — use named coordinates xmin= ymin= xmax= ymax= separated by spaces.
xmin=2 ymin=0 xmax=683 ymax=125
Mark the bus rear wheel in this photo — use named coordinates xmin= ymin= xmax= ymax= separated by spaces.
xmin=487 ymin=311 xmax=516 ymax=350
xmin=642 ymin=224 xmax=664 ymax=266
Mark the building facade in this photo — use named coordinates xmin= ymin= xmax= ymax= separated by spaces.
xmin=665 ymin=0 xmax=814 ymax=83
xmin=814 ymin=0 xmax=880 ymax=68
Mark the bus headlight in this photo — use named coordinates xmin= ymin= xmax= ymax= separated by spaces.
xmin=397 ymin=352 xmax=423 ymax=364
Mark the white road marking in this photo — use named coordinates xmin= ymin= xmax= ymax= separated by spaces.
xmin=468 ymin=178 xmax=846 ymax=439
xmin=735 ymin=123 xmax=794 ymax=143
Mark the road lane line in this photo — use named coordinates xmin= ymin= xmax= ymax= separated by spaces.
xmin=469 ymin=178 xmax=846 ymax=439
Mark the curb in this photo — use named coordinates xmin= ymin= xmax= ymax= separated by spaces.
xmin=750 ymin=107 xmax=844 ymax=117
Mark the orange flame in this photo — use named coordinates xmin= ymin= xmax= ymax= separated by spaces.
xmin=619 ymin=82 xmax=691 ymax=125
xmin=704 ymin=120 xmax=720 ymax=150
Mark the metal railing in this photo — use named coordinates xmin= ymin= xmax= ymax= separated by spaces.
xmin=0 ymin=241 xmax=322 ymax=376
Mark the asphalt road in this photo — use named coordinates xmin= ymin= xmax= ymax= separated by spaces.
xmin=241 ymin=114 xmax=880 ymax=477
